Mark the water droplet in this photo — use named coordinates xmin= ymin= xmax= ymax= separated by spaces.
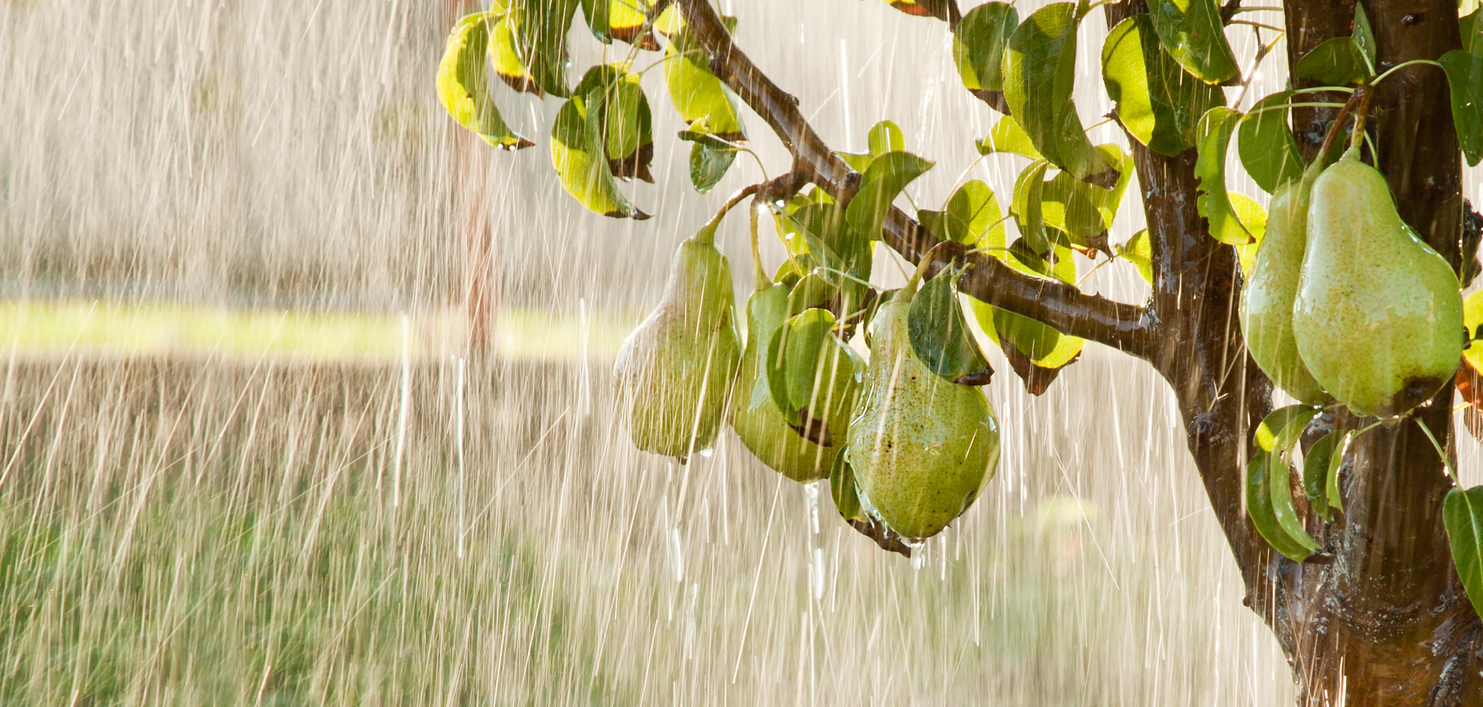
xmin=697 ymin=447 xmax=714 ymax=458
xmin=906 ymin=539 xmax=927 ymax=570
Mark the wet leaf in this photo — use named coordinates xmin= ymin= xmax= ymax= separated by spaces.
xmin=1102 ymin=13 xmax=1225 ymax=156
xmin=1230 ymin=193 xmax=1269 ymax=277
xmin=1246 ymin=454 xmax=1316 ymax=562
xmin=831 ymin=444 xmax=867 ymax=523
xmin=975 ymin=115 xmax=1043 ymax=159
xmin=917 ymin=180 xmax=1004 ymax=246
xmin=1195 ymin=107 xmax=1255 ymax=245
xmin=550 ymin=88 xmax=649 ymax=218
xmin=1145 ymin=0 xmax=1239 ymax=84
xmin=488 ymin=13 xmax=543 ymax=95
xmin=583 ymin=0 xmax=660 ymax=48
xmin=438 ymin=13 xmax=534 ymax=150
xmin=1464 ymin=9 xmax=1482 ymax=56
xmin=844 ymin=151 xmax=935 ymax=242
xmin=881 ymin=0 xmax=957 ymax=22
xmin=765 ymin=309 xmax=862 ymax=434
xmin=574 ymin=65 xmax=655 ymax=182
xmin=508 ymin=0 xmax=582 ymax=97
xmin=908 ymin=268 xmax=994 ymax=385
xmin=1001 ymin=2 xmax=1117 ymax=183
xmin=1352 ymin=3 xmax=1376 ymax=67
xmin=1304 ymin=430 xmax=1341 ymax=521
xmin=787 ymin=272 xmax=837 ymax=315
xmin=839 ymin=120 xmax=906 ymax=173
xmin=1444 ymin=486 xmax=1483 ymax=620
xmin=954 ymin=3 xmax=1018 ymax=94
xmin=1326 ymin=431 xmax=1350 ymax=513
xmin=1238 ymin=92 xmax=1305 ymax=194
xmin=1255 ymin=405 xmax=1316 ymax=454
xmin=1440 ymin=50 xmax=1483 ymax=167
xmin=688 ymin=141 xmax=734 ymax=193
xmin=1267 ymin=409 xmax=1321 ymax=553
xmin=1010 ymin=160 xmax=1053 ymax=253
xmin=977 ymin=305 xmax=1083 ymax=395
xmin=1295 ymin=37 xmax=1373 ymax=87
xmin=665 ymin=28 xmax=746 ymax=141
xmin=1116 ymin=229 xmax=1153 ymax=285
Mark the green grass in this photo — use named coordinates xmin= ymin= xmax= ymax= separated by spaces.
xmin=0 ymin=300 xmax=639 ymax=362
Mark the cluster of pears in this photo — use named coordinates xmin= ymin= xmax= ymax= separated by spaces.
xmin=1241 ymin=144 xmax=1463 ymax=418
xmin=614 ymin=210 xmax=1000 ymax=544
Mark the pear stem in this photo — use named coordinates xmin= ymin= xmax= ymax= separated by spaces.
xmin=1348 ymin=84 xmax=1377 ymax=153
xmin=695 ymin=182 xmax=764 ymax=246
xmin=1315 ymin=88 xmax=1364 ymax=169
xmin=899 ymin=241 xmax=951 ymax=304
xmin=1414 ymin=417 xmax=1459 ymax=486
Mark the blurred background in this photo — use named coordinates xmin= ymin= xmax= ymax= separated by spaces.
xmin=9 ymin=0 xmax=1477 ymax=703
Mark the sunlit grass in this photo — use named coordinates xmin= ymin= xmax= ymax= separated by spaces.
xmin=0 ymin=300 xmax=640 ymax=362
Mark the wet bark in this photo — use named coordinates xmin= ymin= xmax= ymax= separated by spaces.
xmin=677 ymin=0 xmax=1483 ymax=701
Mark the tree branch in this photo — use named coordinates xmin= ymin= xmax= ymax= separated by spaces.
xmin=675 ymin=0 xmax=1154 ymax=358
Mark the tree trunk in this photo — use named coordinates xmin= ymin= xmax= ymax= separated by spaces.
xmin=1138 ymin=0 xmax=1483 ymax=702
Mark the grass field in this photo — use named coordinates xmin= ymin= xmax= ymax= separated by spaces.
xmin=0 ymin=318 xmax=1296 ymax=704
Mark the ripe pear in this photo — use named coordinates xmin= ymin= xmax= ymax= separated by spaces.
xmin=731 ymin=286 xmax=862 ymax=482
xmin=847 ymin=273 xmax=1000 ymax=541
xmin=614 ymin=224 xmax=742 ymax=458
xmin=1291 ymin=146 xmax=1464 ymax=417
xmin=1239 ymin=171 xmax=1329 ymax=405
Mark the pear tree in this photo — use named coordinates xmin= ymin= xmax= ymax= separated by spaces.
xmin=440 ymin=0 xmax=1483 ymax=701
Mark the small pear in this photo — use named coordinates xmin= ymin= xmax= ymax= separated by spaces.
xmin=1291 ymin=147 xmax=1464 ymax=417
xmin=847 ymin=272 xmax=1000 ymax=541
xmin=731 ymin=287 xmax=862 ymax=482
xmin=1240 ymin=172 xmax=1329 ymax=405
xmin=614 ymin=225 xmax=742 ymax=457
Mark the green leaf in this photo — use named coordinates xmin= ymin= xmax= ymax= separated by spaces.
xmin=1267 ymin=408 xmax=1321 ymax=553
xmin=1230 ymin=193 xmax=1269 ymax=277
xmin=1255 ymin=405 xmax=1315 ymax=454
xmin=1441 ymin=50 xmax=1483 ymax=167
xmin=839 ymin=120 xmax=906 ymax=173
xmin=1294 ymin=37 xmax=1374 ymax=87
xmin=975 ymin=115 xmax=1044 ymax=159
xmin=1303 ymin=430 xmax=1341 ymax=521
xmin=1463 ymin=9 xmax=1482 ymax=56
xmin=969 ymin=298 xmax=1084 ymax=395
xmin=550 ymin=89 xmax=649 ymax=219
xmin=1327 ymin=430 xmax=1351 ymax=512
xmin=844 ymin=152 xmax=935 ymax=242
xmin=1039 ymin=147 xmax=1128 ymax=251
xmin=489 ymin=13 xmax=544 ymax=95
xmin=1001 ymin=2 xmax=1117 ymax=183
xmin=918 ymin=180 xmax=1004 ymax=247
xmin=1102 ymin=14 xmax=1225 ymax=156
xmin=689 ymin=141 xmax=735 ymax=194
xmin=665 ymin=29 xmax=745 ymax=140
xmin=882 ymin=0 xmax=957 ymax=22
xmin=1246 ymin=454 xmax=1316 ymax=561
xmin=573 ymin=65 xmax=655 ymax=182
xmin=508 ymin=0 xmax=582 ymax=97
xmin=830 ymin=443 xmax=868 ymax=523
xmin=1116 ymin=229 xmax=1153 ymax=285
xmin=604 ymin=0 xmax=659 ymax=49
xmin=908 ymin=268 xmax=994 ymax=385
xmin=437 ymin=13 xmax=534 ymax=150
xmin=1145 ymin=0 xmax=1239 ymax=84
xmin=1352 ymin=3 xmax=1377 ymax=67
xmin=765 ymin=309 xmax=863 ymax=433
xmin=954 ymin=2 xmax=1018 ymax=93
xmin=1194 ymin=107 xmax=1255 ymax=245
xmin=1444 ymin=486 xmax=1483 ymax=620
xmin=1238 ymin=92 xmax=1305 ymax=194
xmin=1010 ymin=160 xmax=1053 ymax=253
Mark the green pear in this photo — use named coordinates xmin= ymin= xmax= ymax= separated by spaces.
xmin=731 ymin=288 xmax=862 ymax=482
xmin=1291 ymin=146 xmax=1464 ymax=417
xmin=614 ymin=225 xmax=742 ymax=458
xmin=1239 ymin=171 xmax=1329 ymax=405
xmin=847 ymin=274 xmax=1000 ymax=541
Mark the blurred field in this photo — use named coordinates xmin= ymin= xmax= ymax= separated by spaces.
xmin=0 ymin=346 xmax=1296 ymax=704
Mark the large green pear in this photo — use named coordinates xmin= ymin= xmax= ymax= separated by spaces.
xmin=1291 ymin=147 xmax=1464 ymax=417
xmin=847 ymin=282 xmax=1000 ymax=541
xmin=1240 ymin=173 xmax=1329 ymax=405
xmin=731 ymin=287 xmax=862 ymax=482
xmin=614 ymin=226 xmax=742 ymax=457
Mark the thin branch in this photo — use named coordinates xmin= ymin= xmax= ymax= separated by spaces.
xmin=675 ymin=0 xmax=1155 ymax=358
